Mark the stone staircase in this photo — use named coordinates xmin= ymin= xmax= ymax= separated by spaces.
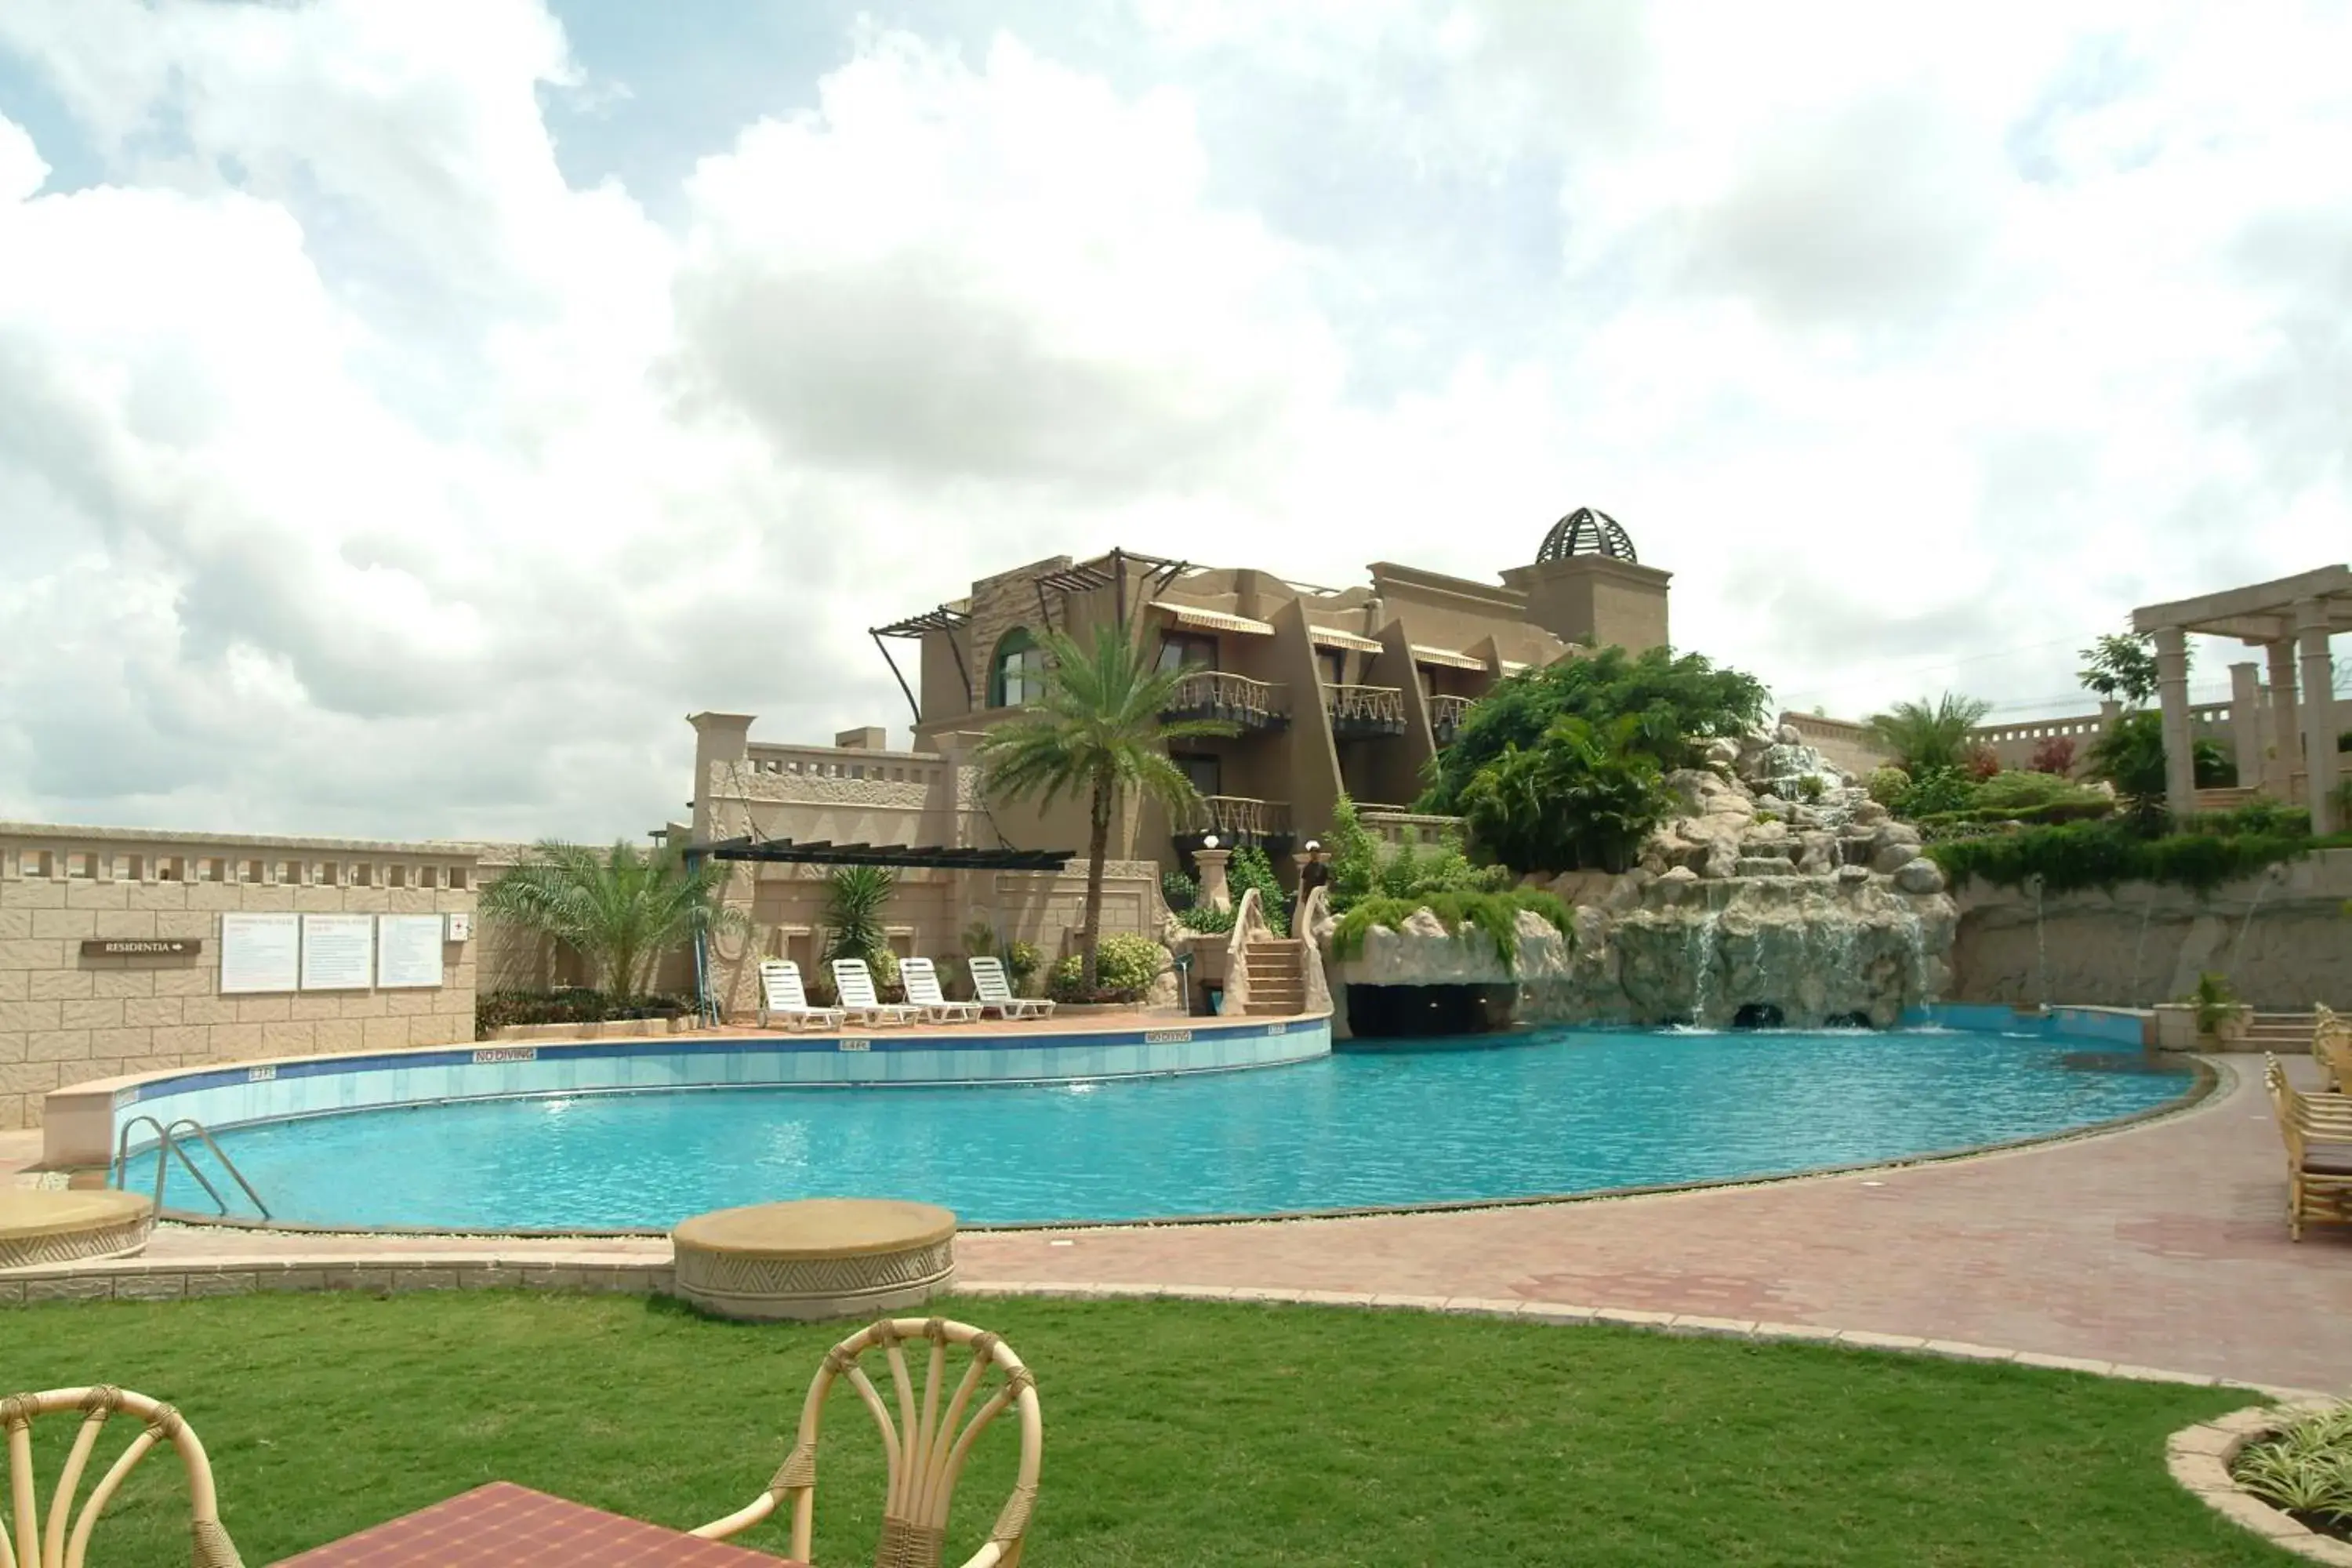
xmin=2244 ymin=1011 xmax=2319 ymax=1052
xmin=1240 ymin=938 xmax=1308 ymax=1016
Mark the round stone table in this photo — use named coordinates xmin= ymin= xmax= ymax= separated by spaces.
xmin=670 ymin=1199 xmax=957 ymax=1323
xmin=0 ymin=1189 xmax=154 ymax=1272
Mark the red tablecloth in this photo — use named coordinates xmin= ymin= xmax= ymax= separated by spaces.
xmin=274 ymin=1480 xmax=806 ymax=1566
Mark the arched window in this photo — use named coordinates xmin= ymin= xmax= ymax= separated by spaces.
xmin=988 ymin=627 xmax=1046 ymax=708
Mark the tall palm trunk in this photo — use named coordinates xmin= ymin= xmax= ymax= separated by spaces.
xmin=1079 ymin=775 xmax=1112 ymax=989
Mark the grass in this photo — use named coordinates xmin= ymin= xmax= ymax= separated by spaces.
xmin=0 ymin=1292 xmax=2299 ymax=1566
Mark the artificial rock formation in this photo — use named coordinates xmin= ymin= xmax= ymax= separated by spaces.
xmin=1320 ymin=725 xmax=1958 ymax=1030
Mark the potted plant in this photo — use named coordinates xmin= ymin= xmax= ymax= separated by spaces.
xmin=2189 ymin=971 xmax=2252 ymax=1048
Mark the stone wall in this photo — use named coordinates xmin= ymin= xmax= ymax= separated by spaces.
xmin=1 ymin=824 xmax=478 ymax=1131
xmin=1946 ymin=847 xmax=2352 ymax=1011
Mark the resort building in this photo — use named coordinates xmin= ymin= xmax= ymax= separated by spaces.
xmin=695 ymin=509 xmax=1671 ymax=880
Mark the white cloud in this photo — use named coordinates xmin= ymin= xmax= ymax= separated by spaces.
xmin=0 ymin=0 xmax=2347 ymax=842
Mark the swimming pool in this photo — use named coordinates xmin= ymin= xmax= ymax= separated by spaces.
xmin=153 ymin=1026 xmax=2196 ymax=1230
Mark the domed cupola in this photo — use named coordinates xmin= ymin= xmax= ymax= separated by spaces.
xmin=1534 ymin=506 xmax=1637 ymax=564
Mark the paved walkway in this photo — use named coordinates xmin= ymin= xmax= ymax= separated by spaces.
xmin=7 ymin=1058 xmax=2346 ymax=1392
xmin=959 ymin=1057 xmax=2351 ymax=1392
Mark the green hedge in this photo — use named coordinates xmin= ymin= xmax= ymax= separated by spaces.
xmin=1912 ymin=798 xmax=2116 ymax=831
xmin=1327 ymin=890 xmax=1572 ymax=976
xmin=475 ymin=989 xmax=691 ymax=1034
xmin=1928 ymin=820 xmax=2352 ymax=897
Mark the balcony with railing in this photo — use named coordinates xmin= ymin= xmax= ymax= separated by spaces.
xmin=1326 ymin=684 xmax=1406 ymax=739
xmin=1160 ymin=670 xmax=1290 ymax=733
xmin=1428 ymin=694 xmax=1473 ymax=743
xmin=1185 ymin=795 xmax=1294 ymax=845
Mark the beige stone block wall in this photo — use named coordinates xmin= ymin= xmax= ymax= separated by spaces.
xmin=0 ymin=824 xmax=482 ymax=1130
xmin=1948 ymin=848 xmax=2352 ymax=1010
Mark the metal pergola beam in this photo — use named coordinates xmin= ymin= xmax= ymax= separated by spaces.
xmin=699 ymin=836 xmax=1076 ymax=873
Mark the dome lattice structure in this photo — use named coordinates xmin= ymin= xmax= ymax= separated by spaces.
xmin=1535 ymin=506 xmax=1637 ymax=564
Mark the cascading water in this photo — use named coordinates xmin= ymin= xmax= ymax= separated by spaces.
xmin=1686 ymin=909 xmax=1722 ymax=1026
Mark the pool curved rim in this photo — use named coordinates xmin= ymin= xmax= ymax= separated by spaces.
xmin=145 ymin=1054 xmax=2221 ymax=1240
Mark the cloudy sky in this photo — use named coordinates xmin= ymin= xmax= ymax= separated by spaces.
xmin=2 ymin=0 xmax=2346 ymax=841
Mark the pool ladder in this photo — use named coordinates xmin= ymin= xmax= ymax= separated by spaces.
xmin=111 ymin=1116 xmax=272 ymax=1221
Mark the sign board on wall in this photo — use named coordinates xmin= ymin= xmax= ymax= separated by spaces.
xmin=80 ymin=939 xmax=201 ymax=957
xmin=219 ymin=913 xmax=300 ymax=995
xmin=299 ymin=913 xmax=376 ymax=991
xmin=376 ymin=914 xmax=446 ymax=989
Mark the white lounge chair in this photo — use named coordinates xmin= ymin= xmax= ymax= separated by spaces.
xmin=899 ymin=956 xmax=982 ymax=1024
xmin=967 ymin=955 xmax=1054 ymax=1020
xmin=758 ymin=959 xmax=844 ymax=1032
xmin=831 ymin=957 xmax=921 ymax=1027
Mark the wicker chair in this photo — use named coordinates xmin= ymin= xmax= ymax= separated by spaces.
xmin=2315 ymin=1004 xmax=2351 ymax=1094
xmin=2263 ymin=1054 xmax=2352 ymax=1242
xmin=2 ymin=1385 xmax=241 ymax=1568
xmin=691 ymin=1316 xmax=1041 ymax=1567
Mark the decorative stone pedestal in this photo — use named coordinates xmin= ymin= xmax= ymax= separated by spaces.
xmin=0 ymin=1189 xmax=154 ymax=1272
xmin=670 ymin=1198 xmax=956 ymax=1323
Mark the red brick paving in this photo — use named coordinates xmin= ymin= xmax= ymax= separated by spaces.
xmin=956 ymin=1056 xmax=2352 ymax=1392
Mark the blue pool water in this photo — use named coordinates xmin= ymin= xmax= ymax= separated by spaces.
xmin=160 ymin=1029 xmax=2192 ymax=1230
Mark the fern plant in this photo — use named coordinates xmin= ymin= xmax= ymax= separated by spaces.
xmin=1327 ymin=890 xmax=1571 ymax=977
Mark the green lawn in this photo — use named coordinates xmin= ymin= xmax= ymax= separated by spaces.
xmin=0 ymin=1292 xmax=2296 ymax=1566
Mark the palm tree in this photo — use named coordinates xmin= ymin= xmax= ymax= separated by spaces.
xmin=480 ymin=840 xmax=750 ymax=1004
xmin=1864 ymin=692 xmax=1993 ymax=774
xmin=978 ymin=625 xmax=1238 ymax=988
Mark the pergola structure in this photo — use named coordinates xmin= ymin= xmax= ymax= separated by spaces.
xmin=2132 ymin=564 xmax=2348 ymax=832
xmin=697 ymin=837 xmax=1076 ymax=873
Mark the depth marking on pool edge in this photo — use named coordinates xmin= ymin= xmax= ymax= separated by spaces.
xmin=838 ymin=1038 xmax=872 ymax=1052
xmin=1143 ymin=1029 xmax=1193 ymax=1044
xmin=472 ymin=1047 xmax=537 ymax=1065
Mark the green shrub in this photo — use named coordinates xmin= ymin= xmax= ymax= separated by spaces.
xmin=1327 ymin=890 xmax=1572 ymax=977
xmin=1419 ymin=644 xmax=1768 ymax=812
xmin=1177 ymin=903 xmax=1236 ymax=935
xmin=1865 ymin=766 xmax=1911 ymax=804
xmin=476 ymin=989 xmax=690 ymax=1034
xmin=1457 ymin=714 xmax=1673 ymax=874
xmin=1914 ymin=798 xmax=2114 ymax=831
xmin=1970 ymin=769 xmax=2103 ymax=812
xmin=1928 ymin=819 xmax=2350 ymax=898
xmin=1047 ymin=932 xmax=1164 ymax=1002
xmin=1377 ymin=829 xmax=1512 ymax=901
xmin=1325 ymin=793 xmax=1381 ymax=911
xmin=1891 ymin=764 xmax=1974 ymax=820
xmin=1227 ymin=844 xmax=1290 ymax=937
xmin=1006 ymin=939 xmax=1041 ymax=995
xmin=1160 ymin=869 xmax=1199 ymax=911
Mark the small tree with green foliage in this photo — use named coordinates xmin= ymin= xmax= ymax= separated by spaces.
xmin=481 ymin=840 xmax=750 ymax=1005
xmin=1457 ymin=715 xmax=1673 ymax=875
xmin=1225 ymin=844 xmax=1290 ymax=937
xmin=2078 ymin=630 xmax=2169 ymax=706
xmin=978 ymin=626 xmax=1238 ymax=987
xmin=2088 ymin=710 xmax=2233 ymax=832
xmin=1864 ymin=693 xmax=1992 ymax=775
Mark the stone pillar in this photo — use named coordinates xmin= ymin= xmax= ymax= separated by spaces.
xmin=2228 ymin=662 xmax=2263 ymax=789
xmin=2266 ymin=639 xmax=2299 ymax=797
xmin=1193 ymin=844 xmax=1233 ymax=912
xmin=2153 ymin=625 xmax=2195 ymax=819
xmin=2297 ymin=599 xmax=2340 ymax=833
